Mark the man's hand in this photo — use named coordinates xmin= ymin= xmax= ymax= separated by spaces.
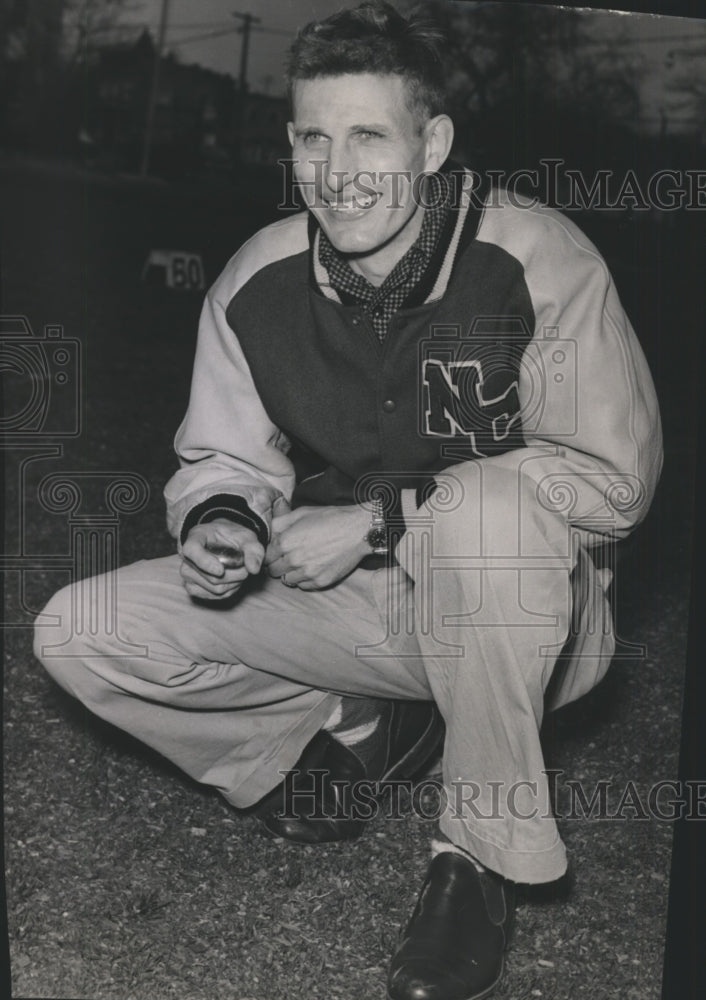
xmin=181 ymin=520 xmax=264 ymax=601
xmin=264 ymin=505 xmax=371 ymax=590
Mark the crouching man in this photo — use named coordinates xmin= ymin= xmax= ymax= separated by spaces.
xmin=35 ymin=3 xmax=662 ymax=998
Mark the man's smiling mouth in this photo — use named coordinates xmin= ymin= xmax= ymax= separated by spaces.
xmin=324 ymin=192 xmax=381 ymax=213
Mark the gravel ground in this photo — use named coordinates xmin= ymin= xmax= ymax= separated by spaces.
xmin=1 ymin=154 xmax=699 ymax=1000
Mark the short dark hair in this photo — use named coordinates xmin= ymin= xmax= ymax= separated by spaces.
xmin=285 ymin=1 xmax=447 ymax=123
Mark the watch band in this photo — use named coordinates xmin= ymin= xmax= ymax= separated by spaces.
xmin=365 ymin=497 xmax=389 ymax=555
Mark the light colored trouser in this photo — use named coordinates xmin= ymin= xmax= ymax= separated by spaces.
xmin=34 ymin=461 xmax=612 ymax=884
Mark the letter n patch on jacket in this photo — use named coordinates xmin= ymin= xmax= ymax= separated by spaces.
xmin=420 ymin=321 xmax=528 ymax=459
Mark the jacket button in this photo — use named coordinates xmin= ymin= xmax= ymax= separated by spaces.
xmin=351 ymin=316 xmax=361 ymax=326
xmin=382 ymin=399 xmax=396 ymax=413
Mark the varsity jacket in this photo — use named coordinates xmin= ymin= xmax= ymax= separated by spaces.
xmin=164 ymin=168 xmax=663 ymax=556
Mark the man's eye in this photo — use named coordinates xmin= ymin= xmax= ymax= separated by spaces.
xmin=302 ymin=132 xmax=326 ymax=144
xmin=358 ymin=130 xmax=383 ymax=140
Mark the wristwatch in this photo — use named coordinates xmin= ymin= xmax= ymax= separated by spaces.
xmin=364 ymin=497 xmax=388 ymax=555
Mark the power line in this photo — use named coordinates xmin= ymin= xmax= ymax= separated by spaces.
xmin=167 ymin=23 xmax=294 ymax=45
xmin=577 ymin=32 xmax=706 ymax=49
xmin=101 ymin=19 xmax=706 ymax=47
xmin=157 ymin=18 xmax=294 ymax=50
xmin=167 ymin=26 xmax=240 ymax=47
xmin=76 ymin=21 xmax=229 ymax=35
xmin=253 ymin=25 xmax=297 ymax=38
xmin=165 ymin=22 xmax=236 ymax=30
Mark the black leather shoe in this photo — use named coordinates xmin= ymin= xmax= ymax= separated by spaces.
xmin=257 ymin=700 xmax=444 ymax=844
xmin=387 ymin=852 xmax=515 ymax=1000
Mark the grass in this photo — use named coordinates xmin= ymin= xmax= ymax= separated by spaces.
xmin=3 ymin=639 xmax=683 ymax=999
xmin=2 ymin=153 xmax=697 ymax=1000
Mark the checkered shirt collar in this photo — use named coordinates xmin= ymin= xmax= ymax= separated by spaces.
xmin=317 ymin=172 xmax=451 ymax=334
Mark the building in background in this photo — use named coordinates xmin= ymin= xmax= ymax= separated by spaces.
xmin=79 ymin=30 xmax=238 ymax=177
xmin=1 ymin=15 xmax=290 ymax=178
xmin=237 ymin=91 xmax=289 ymax=168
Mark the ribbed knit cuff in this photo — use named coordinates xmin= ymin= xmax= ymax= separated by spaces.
xmin=179 ymin=493 xmax=269 ymax=547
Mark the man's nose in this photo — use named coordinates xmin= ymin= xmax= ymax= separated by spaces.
xmin=322 ymin=141 xmax=356 ymax=194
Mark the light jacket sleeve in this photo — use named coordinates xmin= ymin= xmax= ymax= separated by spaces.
xmin=403 ymin=195 xmax=663 ymax=543
xmin=163 ymin=242 xmax=297 ymax=547
xmin=508 ymin=198 xmax=663 ymax=540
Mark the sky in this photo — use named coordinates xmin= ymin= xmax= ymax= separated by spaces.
xmin=122 ymin=1 xmax=706 ymax=133
xmin=128 ymin=0 xmax=350 ymax=93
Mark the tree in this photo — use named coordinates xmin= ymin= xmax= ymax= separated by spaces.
xmin=63 ymin=0 xmax=135 ymax=66
xmin=403 ymin=1 xmax=644 ymax=175
xmin=1 ymin=0 xmax=66 ymax=150
xmin=662 ymin=41 xmax=706 ymax=146
xmin=0 ymin=0 xmax=135 ymax=152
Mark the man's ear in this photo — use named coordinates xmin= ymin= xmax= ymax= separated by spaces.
xmin=287 ymin=122 xmax=295 ymax=148
xmin=424 ymin=115 xmax=455 ymax=172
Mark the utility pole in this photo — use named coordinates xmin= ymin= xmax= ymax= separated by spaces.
xmin=140 ymin=0 xmax=171 ymax=177
xmin=232 ymin=11 xmax=261 ymax=94
xmin=232 ymin=10 xmax=261 ymax=164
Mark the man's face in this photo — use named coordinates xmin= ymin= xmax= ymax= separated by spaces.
xmin=288 ymin=73 xmax=449 ymax=285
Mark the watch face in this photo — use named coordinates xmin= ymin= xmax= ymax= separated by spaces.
xmin=367 ymin=526 xmax=388 ymax=549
